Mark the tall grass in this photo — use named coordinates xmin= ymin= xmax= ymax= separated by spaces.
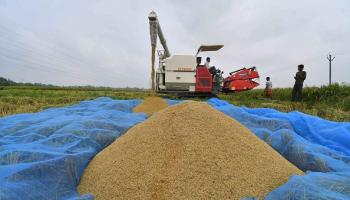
xmin=218 ymin=83 xmax=350 ymax=122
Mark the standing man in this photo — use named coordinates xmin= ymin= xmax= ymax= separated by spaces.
xmin=292 ymin=64 xmax=307 ymax=101
xmin=204 ymin=57 xmax=210 ymax=68
xmin=264 ymin=77 xmax=272 ymax=98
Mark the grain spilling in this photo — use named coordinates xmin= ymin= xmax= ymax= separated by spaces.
xmin=78 ymin=101 xmax=303 ymax=199
xmin=133 ymin=96 xmax=168 ymax=116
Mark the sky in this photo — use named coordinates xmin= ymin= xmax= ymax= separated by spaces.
xmin=0 ymin=0 xmax=349 ymax=88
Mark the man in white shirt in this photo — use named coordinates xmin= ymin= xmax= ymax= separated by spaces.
xmin=204 ymin=57 xmax=210 ymax=68
xmin=264 ymin=77 xmax=272 ymax=97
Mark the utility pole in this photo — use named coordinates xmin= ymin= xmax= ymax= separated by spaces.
xmin=326 ymin=54 xmax=335 ymax=86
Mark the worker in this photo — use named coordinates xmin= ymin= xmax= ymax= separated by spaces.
xmin=264 ymin=77 xmax=272 ymax=98
xmin=204 ymin=57 xmax=210 ymax=68
xmin=292 ymin=64 xmax=307 ymax=101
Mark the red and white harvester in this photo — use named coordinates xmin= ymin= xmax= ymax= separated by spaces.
xmin=148 ymin=11 xmax=259 ymax=97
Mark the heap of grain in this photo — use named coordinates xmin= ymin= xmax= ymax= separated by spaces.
xmin=133 ymin=97 xmax=168 ymax=116
xmin=78 ymin=101 xmax=303 ymax=199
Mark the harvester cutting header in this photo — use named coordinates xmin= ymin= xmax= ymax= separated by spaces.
xmin=148 ymin=11 xmax=260 ymax=96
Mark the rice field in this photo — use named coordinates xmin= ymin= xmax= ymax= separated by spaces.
xmin=0 ymin=84 xmax=349 ymax=122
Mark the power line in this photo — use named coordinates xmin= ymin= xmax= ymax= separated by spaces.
xmin=0 ymin=14 xmax=127 ymax=86
xmin=0 ymin=26 xmax=121 ymax=86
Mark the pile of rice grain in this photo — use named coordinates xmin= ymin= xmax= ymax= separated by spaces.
xmin=133 ymin=96 xmax=168 ymax=116
xmin=78 ymin=101 xmax=303 ymax=199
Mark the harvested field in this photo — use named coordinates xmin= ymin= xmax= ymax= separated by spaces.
xmin=78 ymin=101 xmax=303 ymax=199
xmin=133 ymin=96 xmax=168 ymax=116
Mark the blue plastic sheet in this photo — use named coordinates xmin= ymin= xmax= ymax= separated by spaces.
xmin=0 ymin=97 xmax=147 ymax=200
xmin=266 ymin=172 xmax=350 ymax=200
xmin=208 ymin=98 xmax=350 ymax=199
xmin=2 ymin=97 xmax=350 ymax=199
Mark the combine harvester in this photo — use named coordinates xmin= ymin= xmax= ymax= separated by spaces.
xmin=148 ymin=11 xmax=260 ymax=97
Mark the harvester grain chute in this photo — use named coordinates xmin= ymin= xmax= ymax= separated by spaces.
xmin=148 ymin=11 xmax=260 ymax=97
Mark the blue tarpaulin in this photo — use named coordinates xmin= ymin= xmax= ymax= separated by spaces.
xmin=1 ymin=97 xmax=350 ymax=199
xmin=0 ymin=97 xmax=146 ymax=200
xmin=208 ymin=98 xmax=350 ymax=199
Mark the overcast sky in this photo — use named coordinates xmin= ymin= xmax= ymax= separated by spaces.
xmin=0 ymin=0 xmax=349 ymax=88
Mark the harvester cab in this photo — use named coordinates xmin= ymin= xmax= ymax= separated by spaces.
xmin=195 ymin=45 xmax=224 ymax=95
xmin=156 ymin=44 xmax=224 ymax=97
